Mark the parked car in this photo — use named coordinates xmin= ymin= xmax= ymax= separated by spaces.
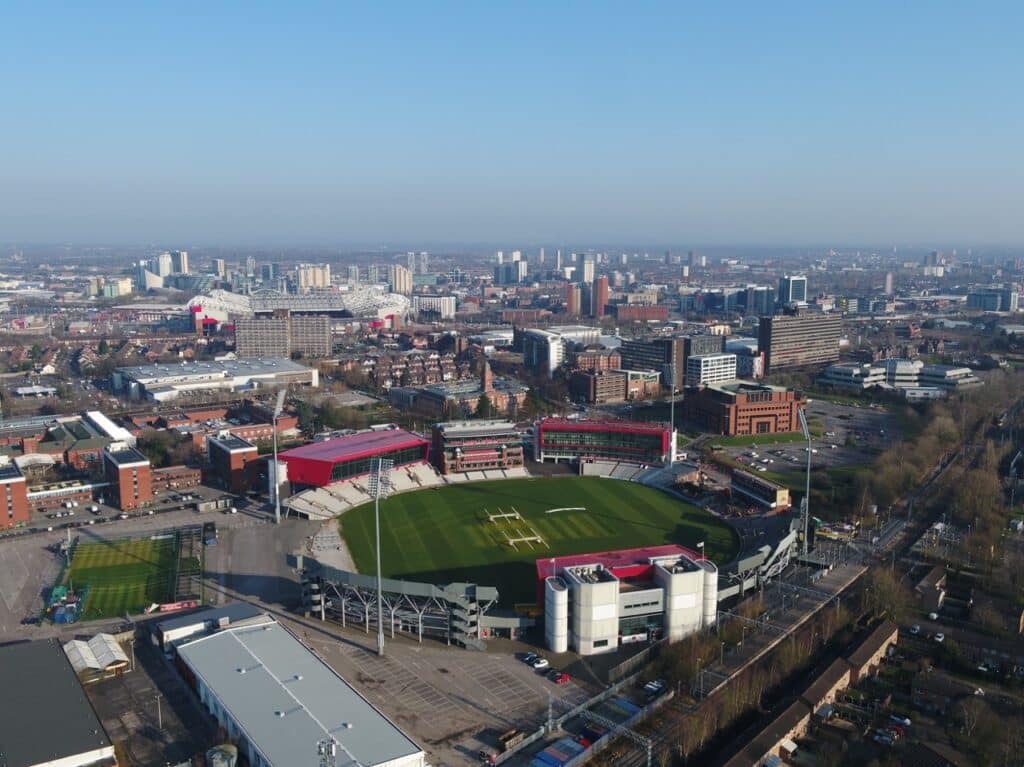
xmin=644 ymin=679 xmax=666 ymax=697
xmin=934 ymin=633 xmax=945 ymax=643
xmin=531 ymin=657 xmax=549 ymax=670
xmin=551 ymin=672 xmax=571 ymax=685
xmin=908 ymin=624 xmax=920 ymax=635
xmin=889 ymin=714 xmax=911 ymax=727
xmin=522 ymin=652 xmax=538 ymax=665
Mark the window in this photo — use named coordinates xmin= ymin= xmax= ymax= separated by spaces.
xmin=593 ymin=639 xmax=609 ymax=648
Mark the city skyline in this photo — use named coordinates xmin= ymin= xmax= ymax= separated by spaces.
xmin=1 ymin=3 xmax=1022 ymax=246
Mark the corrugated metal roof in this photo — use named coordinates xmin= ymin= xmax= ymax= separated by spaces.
xmin=177 ymin=621 xmax=423 ymax=767
xmin=63 ymin=633 xmax=129 ymax=672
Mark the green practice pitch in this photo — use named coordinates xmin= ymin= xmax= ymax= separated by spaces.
xmin=67 ymin=536 xmax=178 ymax=619
xmin=340 ymin=477 xmax=739 ymax=605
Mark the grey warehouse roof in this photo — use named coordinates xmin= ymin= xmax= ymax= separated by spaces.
xmin=154 ymin=602 xmax=265 ymax=635
xmin=0 ymin=638 xmax=113 ymax=767
xmin=177 ymin=621 xmax=423 ymax=767
xmin=117 ymin=357 xmax=310 ymax=382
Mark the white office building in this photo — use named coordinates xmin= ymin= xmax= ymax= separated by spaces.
xmin=521 ymin=325 xmax=602 ymax=378
xmin=919 ymin=365 xmax=983 ymax=390
xmin=818 ymin=363 xmax=886 ymax=390
xmin=883 ymin=358 xmax=923 ymax=388
xmin=686 ymin=353 xmax=737 ymax=387
xmin=412 ymin=295 xmax=457 ymax=319
xmin=542 ymin=545 xmax=717 ymax=656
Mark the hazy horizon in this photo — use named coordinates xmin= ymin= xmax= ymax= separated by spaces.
xmin=2 ymin=3 xmax=1022 ymax=246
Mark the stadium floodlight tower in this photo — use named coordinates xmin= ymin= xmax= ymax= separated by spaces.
xmin=668 ymin=386 xmax=677 ymax=463
xmin=271 ymin=388 xmax=287 ymax=524
xmin=368 ymin=457 xmax=394 ymax=657
xmin=798 ymin=405 xmax=811 ymax=556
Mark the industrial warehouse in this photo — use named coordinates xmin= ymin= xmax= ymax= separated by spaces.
xmin=176 ymin=618 xmax=426 ymax=767
xmin=112 ymin=358 xmax=319 ymax=402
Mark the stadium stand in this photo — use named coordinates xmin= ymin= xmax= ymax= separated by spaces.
xmin=285 ymin=461 xmax=444 ymax=519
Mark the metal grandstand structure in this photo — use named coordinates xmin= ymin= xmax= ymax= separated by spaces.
xmin=249 ymin=287 xmax=410 ymax=318
xmin=186 ymin=288 xmax=253 ymax=318
xmin=301 ymin=560 xmax=498 ymax=651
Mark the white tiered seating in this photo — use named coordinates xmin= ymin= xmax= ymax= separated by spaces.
xmin=410 ymin=463 xmax=444 ymax=488
xmin=286 ymin=494 xmax=333 ymax=520
xmin=388 ymin=470 xmax=417 ymax=493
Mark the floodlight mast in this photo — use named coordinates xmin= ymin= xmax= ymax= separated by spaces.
xmin=369 ymin=457 xmax=394 ymax=657
xmin=798 ymin=406 xmax=811 ymax=556
xmin=272 ymin=388 xmax=287 ymax=524
xmin=668 ymin=385 xmax=677 ymax=463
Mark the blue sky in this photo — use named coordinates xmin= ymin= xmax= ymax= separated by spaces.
xmin=1 ymin=2 xmax=1021 ymax=246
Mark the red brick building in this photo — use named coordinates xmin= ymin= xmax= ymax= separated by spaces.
xmin=152 ymin=465 xmax=202 ymax=494
xmin=569 ymin=370 xmax=627 ymax=404
xmin=0 ymin=458 xmax=29 ymax=528
xmin=683 ymin=381 xmax=805 ymax=436
xmin=611 ymin=304 xmax=669 ymax=323
xmin=102 ymin=443 xmax=153 ymax=511
xmin=573 ymin=349 xmax=621 ymax=372
xmin=207 ymin=433 xmax=260 ymax=494
xmin=592 ymin=276 xmax=609 ymax=318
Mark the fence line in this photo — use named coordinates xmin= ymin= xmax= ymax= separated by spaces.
xmin=607 ymin=639 xmax=667 ymax=683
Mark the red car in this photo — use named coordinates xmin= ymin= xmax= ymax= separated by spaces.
xmin=552 ymin=672 xmax=571 ymax=685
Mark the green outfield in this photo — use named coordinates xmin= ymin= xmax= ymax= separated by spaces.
xmin=67 ymin=536 xmax=178 ymax=619
xmin=340 ymin=477 xmax=739 ymax=604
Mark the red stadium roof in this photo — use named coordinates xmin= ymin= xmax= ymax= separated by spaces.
xmin=536 ymin=544 xmax=696 ymax=581
xmin=279 ymin=429 xmax=429 ymax=486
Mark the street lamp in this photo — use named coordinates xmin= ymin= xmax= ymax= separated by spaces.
xmin=271 ymin=388 xmax=287 ymax=524
xmin=368 ymin=457 xmax=394 ymax=657
xmin=798 ymin=406 xmax=812 ymax=557
xmin=668 ymin=385 xmax=678 ymax=463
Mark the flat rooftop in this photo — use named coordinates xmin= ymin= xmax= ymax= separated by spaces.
xmin=0 ymin=638 xmax=113 ymax=767
xmin=104 ymin=445 xmax=149 ymax=466
xmin=209 ymin=432 xmax=257 ymax=451
xmin=435 ymin=420 xmax=518 ymax=437
xmin=155 ymin=602 xmax=266 ymax=634
xmin=0 ymin=460 xmax=24 ymax=482
xmin=706 ymin=380 xmax=791 ymax=395
xmin=537 ymin=544 xmax=696 ymax=581
xmin=280 ymin=428 xmax=427 ymax=464
xmin=117 ymin=358 xmax=309 ymax=381
xmin=177 ymin=621 xmax=422 ymax=767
